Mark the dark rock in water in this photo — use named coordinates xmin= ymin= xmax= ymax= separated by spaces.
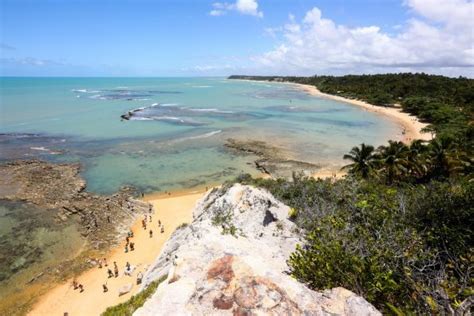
xmin=224 ymin=138 xmax=321 ymax=179
xmin=120 ymin=103 xmax=268 ymax=126
xmin=0 ymin=133 xmax=69 ymax=161
xmin=0 ymin=159 xmax=149 ymax=251
xmin=0 ymin=158 xmax=152 ymax=308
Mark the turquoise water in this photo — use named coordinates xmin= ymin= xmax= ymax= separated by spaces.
xmin=0 ymin=77 xmax=402 ymax=193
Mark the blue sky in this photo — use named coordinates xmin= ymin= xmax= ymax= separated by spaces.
xmin=1 ymin=0 xmax=472 ymax=76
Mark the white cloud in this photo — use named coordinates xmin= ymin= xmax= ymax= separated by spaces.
xmin=209 ymin=0 xmax=263 ymax=18
xmin=252 ymin=0 xmax=474 ymax=76
xmin=209 ymin=9 xmax=226 ymax=16
xmin=406 ymin=0 xmax=473 ymax=28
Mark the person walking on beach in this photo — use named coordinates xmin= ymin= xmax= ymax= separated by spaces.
xmin=149 ymin=215 xmax=152 ymax=222
xmin=114 ymin=262 xmax=119 ymax=278
xmin=98 ymin=259 xmax=103 ymax=269
xmin=125 ymin=261 xmax=131 ymax=272
xmin=78 ymin=284 xmax=84 ymax=293
xmin=161 ymin=226 xmax=164 ymax=234
xmin=158 ymin=220 xmax=161 ymax=227
xmin=103 ymin=258 xmax=108 ymax=267
xmin=149 ymin=230 xmax=153 ymax=238
xmin=107 ymin=268 xmax=113 ymax=278
xmin=72 ymin=279 xmax=79 ymax=290
xmin=125 ymin=244 xmax=129 ymax=253
xmin=130 ymin=242 xmax=135 ymax=251
xmin=102 ymin=283 xmax=108 ymax=293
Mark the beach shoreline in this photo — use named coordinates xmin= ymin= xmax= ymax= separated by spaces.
xmin=23 ymin=78 xmax=434 ymax=315
xmin=234 ymin=78 xmax=433 ymax=144
xmin=294 ymin=82 xmax=434 ymax=179
xmin=231 ymin=78 xmax=432 ymax=180
xmin=28 ymin=188 xmax=207 ymax=316
xmin=289 ymin=82 xmax=433 ymax=144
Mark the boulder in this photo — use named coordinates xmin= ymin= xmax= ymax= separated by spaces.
xmin=135 ymin=184 xmax=380 ymax=316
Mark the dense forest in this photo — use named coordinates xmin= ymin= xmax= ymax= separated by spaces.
xmin=230 ymin=73 xmax=473 ymax=314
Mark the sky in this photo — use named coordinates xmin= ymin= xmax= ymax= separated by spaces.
xmin=0 ymin=0 xmax=473 ymax=77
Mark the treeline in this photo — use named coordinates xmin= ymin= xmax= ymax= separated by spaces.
xmin=231 ymin=73 xmax=473 ymax=314
xmin=229 ymin=73 xmax=474 ymax=145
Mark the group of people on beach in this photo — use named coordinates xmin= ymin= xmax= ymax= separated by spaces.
xmin=70 ymin=201 xmax=165 ymax=297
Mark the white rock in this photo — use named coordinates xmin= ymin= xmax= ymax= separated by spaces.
xmin=118 ymin=283 xmax=133 ymax=296
xmin=134 ymin=184 xmax=380 ymax=316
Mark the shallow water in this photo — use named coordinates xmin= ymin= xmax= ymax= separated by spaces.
xmin=0 ymin=77 xmax=402 ymax=309
xmin=0 ymin=200 xmax=83 ymax=307
xmin=0 ymin=77 xmax=401 ymax=193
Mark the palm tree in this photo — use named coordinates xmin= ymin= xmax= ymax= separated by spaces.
xmin=406 ymin=139 xmax=429 ymax=179
xmin=427 ymin=138 xmax=456 ymax=178
xmin=377 ymin=141 xmax=410 ymax=184
xmin=342 ymin=143 xmax=376 ymax=179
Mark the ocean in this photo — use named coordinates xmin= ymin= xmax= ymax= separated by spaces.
xmin=0 ymin=77 xmax=401 ymax=194
xmin=0 ymin=77 xmax=402 ymax=310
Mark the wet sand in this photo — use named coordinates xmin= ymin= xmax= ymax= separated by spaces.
xmin=29 ymin=189 xmax=207 ymax=316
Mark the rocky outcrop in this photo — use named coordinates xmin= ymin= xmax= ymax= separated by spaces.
xmin=135 ymin=184 xmax=380 ymax=315
xmin=0 ymin=159 xmax=149 ymax=248
xmin=225 ymin=138 xmax=321 ymax=178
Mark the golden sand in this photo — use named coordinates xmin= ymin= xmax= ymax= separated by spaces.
xmin=29 ymin=189 xmax=206 ymax=316
xmin=27 ymin=81 xmax=435 ymax=315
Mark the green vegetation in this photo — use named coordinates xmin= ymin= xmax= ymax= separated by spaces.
xmin=229 ymin=73 xmax=474 ymax=144
xmin=101 ymin=275 xmax=166 ymax=316
xmin=232 ymin=73 xmax=473 ymax=314
xmin=211 ymin=208 xmax=241 ymax=236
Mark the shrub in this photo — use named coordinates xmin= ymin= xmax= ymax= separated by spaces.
xmin=101 ymin=275 xmax=167 ymax=316
xmin=241 ymin=175 xmax=473 ymax=314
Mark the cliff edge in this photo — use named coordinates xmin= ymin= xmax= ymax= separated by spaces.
xmin=135 ymin=184 xmax=380 ymax=315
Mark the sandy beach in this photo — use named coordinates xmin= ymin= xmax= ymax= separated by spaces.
xmin=29 ymin=189 xmax=207 ymax=316
xmin=24 ymin=80 xmax=434 ymax=315
xmin=292 ymin=82 xmax=433 ymax=144
xmin=276 ymin=81 xmax=432 ymax=180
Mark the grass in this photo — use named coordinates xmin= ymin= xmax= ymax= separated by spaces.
xmin=101 ymin=275 xmax=167 ymax=316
